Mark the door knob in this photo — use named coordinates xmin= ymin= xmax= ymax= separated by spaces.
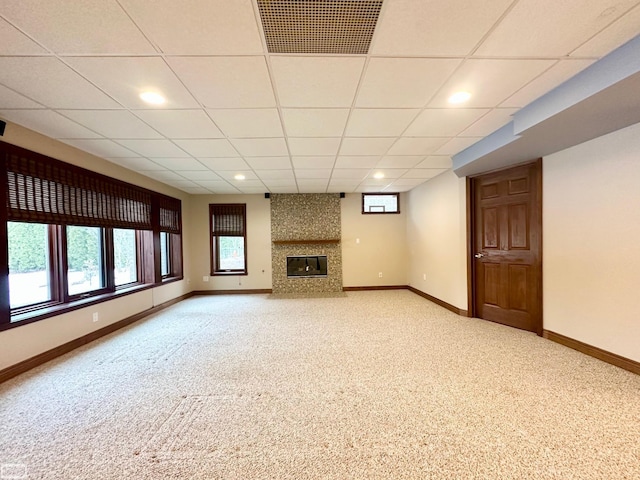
xmin=474 ymin=253 xmax=484 ymax=258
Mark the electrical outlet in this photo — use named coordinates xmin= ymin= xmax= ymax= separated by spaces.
xmin=356 ymin=238 xmax=360 ymax=244
xmin=92 ymin=312 xmax=99 ymax=322
xmin=203 ymin=276 xmax=209 ymax=282
xmin=423 ymin=273 xmax=426 ymax=280
xmin=378 ymin=272 xmax=383 ymax=278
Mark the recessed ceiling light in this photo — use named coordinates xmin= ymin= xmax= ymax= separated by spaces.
xmin=373 ymin=172 xmax=385 ymax=179
xmin=234 ymin=174 xmax=246 ymax=181
xmin=448 ymin=91 xmax=471 ymax=104
xmin=139 ymin=91 xmax=166 ymax=105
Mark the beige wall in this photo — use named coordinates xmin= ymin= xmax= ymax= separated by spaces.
xmin=341 ymin=193 xmax=408 ymax=287
xmin=0 ymin=123 xmax=192 ymax=371
xmin=188 ymin=194 xmax=272 ymax=291
xmin=406 ymin=171 xmax=468 ymax=311
xmin=543 ymin=122 xmax=640 ymax=362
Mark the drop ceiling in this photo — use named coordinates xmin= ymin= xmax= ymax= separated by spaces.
xmin=0 ymin=0 xmax=639 ymax=195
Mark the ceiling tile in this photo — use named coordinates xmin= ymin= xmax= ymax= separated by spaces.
xmin=0 ymin=57 xmax=120 ymax=109
xmin=368 ymin=169 xmax=408 ymax=179
xmin=0 ymin=17 xmax=47 ymax=54
xmin=256 ymin=170 xmax=295 ymax=181
xmin=106 ymin=157 xmax=165 ymax=171
xmin=246 ymin=157 xmax=292 ymax=170
xmin=386 ymin=184 xmax=416 ymax=192
xmin=371 ymin=0 xmax=513 ymax=56
xmin=269 ymin=186 xmax=298 ymax=193
xmin=500 ymin=60 xmax=595 ymax=108
xmin=387 ymin=137 xmax=449 ymax=156
xmin=231 ymin=138 xmax=288 ymax=157
xmin=330 ymin=169 xmax=370 ymax=180
xmin=208 ymin=109 xmax=283 ymax=138
xmin=150 ymin=158 xmax=208 ymax=171
xmin=1 ymin=0 xmax=155 ymax=54
xmin=282 ymin=109 xmax=350 ymax=137
xmin=167 ymin=56 xmax=275 ymax=108
xmin=376 ymin=156 xmax=424 ymax=168
xmin=339 ymin=138 xmax=396 ymax=156
xmin=263 ymin=179 xmax=298 ymax=187
xmin=195 ymin=180 xmax=237 ymax=190
xmin=0 ymin=85 xmax=43 ymax=108
xmin=415 ymin=156 xmax=453 ymax=169
xmin=571 ymin=5 xmax=640 ymax=56
xmin=134 ymin=110 xmax=223 ymax=138
xmin=66 ymin=56 xmax=198 ymax=109
xmin=271 ymin=57 xmax=365 ymax=107
xmin=116 ymin=139 xmax=189 ymax=158
xmin=345 ymin=109 xmax=419 ymax=136
xmin=460 ymin=109 xmax=518 ymax=137
xmin=295 ymin=169 xmax=332 ymax=179
xmin=429 ymin=59 xmax=556 ymax=108
xmin=178 ymin=170 xmax=222 ymax=181
xmin=238 ymin=186 xmax=270 ymax=194
xmin=297 ymin=179 xmax=329 ymax=193
xmin=174 ymin=139 xmax=238 ymax=157
xmin=165 ymin=180 xmax=200 ymax=189
xmin=61 ymin=139 xmax=138 ymax=158
xmin=120 ymin=0 xmax=263 ymax=55
xmin=288 ymin=138 xmax=341 ymax=156
xmin=402 ymin=168 xmax=449 ymax=179
xmin=335 ymin=156 xmax=380 ymax=169
xmin=391 ymin=178 xmax=429 ymax=186
xmin=435 ymin=137 xmax=481 ymax=155
xmin=405 ymin=109 xmax=489 ymax=137
xmin=228 ymin=179 xmax=265 ymax=188
xmin=180 ymin=186 xmax=211 ymax=194
xmin=475 ymin=0 xmax=638 ymax=56
xmin=216 ymin=170 xmax=259 ymax=181
xmin=142 ymin=170 xmax=185 ymax=182
xmin=58 ymin=110 xmax=162 ymax=139
xmin=197 ymin=158 xmax=249 ymax=170
xmin=0 ymin=109 xmax=101 ymax=139
xmin=356 ymin=58 xmax=461 ymax=108
xmin=292 ymin=157 xmax=336 ymax=169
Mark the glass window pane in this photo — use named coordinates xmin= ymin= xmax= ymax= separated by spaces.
xmin=67 ymin=225 xmax=105 ymax=295
xmin=363 ymin=194 xmax=399 ymax=213
xmin=160 ymin=232 xmax=170 ymax=276
xmin=8 ymin=222 xmax=51 ymax=309
xmin=218 ymin=236 xmax=245 ymax=270
xmin=114 ymin=229 xmax=138 ymax=286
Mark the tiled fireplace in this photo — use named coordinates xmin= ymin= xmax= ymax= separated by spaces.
xmin=271 ymin=194 xmax=343 ymax=294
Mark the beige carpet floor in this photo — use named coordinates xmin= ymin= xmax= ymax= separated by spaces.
xmin=0 ymin=291 xmax=638 ymax=479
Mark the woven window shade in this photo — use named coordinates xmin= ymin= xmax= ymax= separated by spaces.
xmin=2 ymin=143 xmax=180 ymax=232
xmin=159 ymin=195 xmax=182 ymax=234
xmin=211 ymin=204 xmax=245 ymax=236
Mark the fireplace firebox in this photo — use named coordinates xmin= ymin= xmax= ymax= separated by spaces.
xmin=287 ymin=255 xmax=328 ymax=278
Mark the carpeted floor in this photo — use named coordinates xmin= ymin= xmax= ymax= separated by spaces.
xmin=0 ymin=291 xmax=638 ymax=479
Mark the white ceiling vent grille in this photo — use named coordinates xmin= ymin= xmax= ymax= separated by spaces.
xmin=257 ymin=0 xmax=383 ymax=54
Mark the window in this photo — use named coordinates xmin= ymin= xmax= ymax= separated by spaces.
xmin=362 ymin=193 xmax=400 ymax=214
xmin=160 ymin=231 xmax=170 ymax=277
xmin=67 ymin=225 xmax=106 ymax=296
xmin=7 ymin=222 xmax=52 ymax=309
xmin=210 ymin=204 xmax=247 ymax=275
xmin=113 ymin=228 xmax=138 ymax=286
xmin=0 ymin=142 xmax=183 ymax=329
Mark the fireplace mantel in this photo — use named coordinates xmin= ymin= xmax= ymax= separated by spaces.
xmin=273 ymin=239 xmax=340 ymax=245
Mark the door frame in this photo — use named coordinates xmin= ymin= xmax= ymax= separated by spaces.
xmin=466 ymin=159 xmax=543 ymax=336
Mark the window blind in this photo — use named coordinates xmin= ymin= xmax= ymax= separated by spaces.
xmin=159 ymin=195 xmax=182 ymax=234
xmin=2 ymin=143 xmax=180 ymax=232
xmin=211 ymin=204 xmax=245 ymax=236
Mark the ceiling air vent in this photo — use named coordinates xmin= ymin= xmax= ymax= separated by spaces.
xmin=257 ymin=0 xmax=383 ymax=54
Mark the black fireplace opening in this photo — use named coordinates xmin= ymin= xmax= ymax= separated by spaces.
xmin=287 ymin=255 xmax=328 ymax=278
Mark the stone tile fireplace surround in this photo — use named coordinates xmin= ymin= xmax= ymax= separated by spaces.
xmin=271 ymin=194 xmax=343 ymax=294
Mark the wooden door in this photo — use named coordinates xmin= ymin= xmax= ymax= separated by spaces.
xmin=471 ymin=160 xmax=542 ymax=334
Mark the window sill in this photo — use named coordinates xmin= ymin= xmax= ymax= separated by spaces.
xmin=211 ymin=271 xmax=248 ymax=276
xmin=3 ymin=282 xmax=160 ymax=332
